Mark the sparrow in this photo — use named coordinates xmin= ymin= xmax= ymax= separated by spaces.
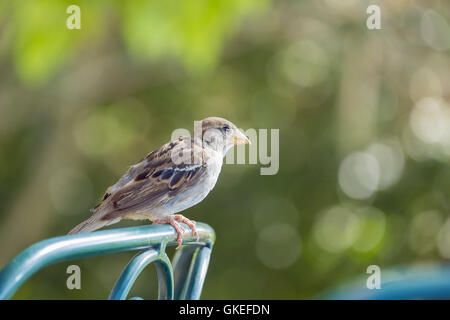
xmin=68 ymin=117 xmax=250 ymax=248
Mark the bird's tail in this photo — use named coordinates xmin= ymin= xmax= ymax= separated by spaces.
xmin=68 ymin=213 xmax=117 ymax=235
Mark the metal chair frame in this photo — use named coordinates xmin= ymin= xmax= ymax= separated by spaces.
xmin=0 ymin=222 xmax=215 ymax=300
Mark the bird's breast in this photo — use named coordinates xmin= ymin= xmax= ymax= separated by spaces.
xmin=161 ymin=154 xmax=223 ymax=215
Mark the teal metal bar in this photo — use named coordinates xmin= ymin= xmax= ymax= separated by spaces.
xmin=180 ymin=246 xmax=213 ymax=299
xmin=109 ymin=246 xmax=174 ymax=300
xmin=172 ymin=246 xmax=199 ymax=299
xmin=154 ymin=249 xmax=175 ymax=300
xmin=0 ymin=222 xmax=215 ymax=300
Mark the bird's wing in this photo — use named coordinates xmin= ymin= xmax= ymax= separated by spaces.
xmin=94 ymin=137 xmax=209 ymax=220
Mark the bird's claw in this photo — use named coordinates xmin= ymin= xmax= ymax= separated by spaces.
xmin=153 ymin=216 xmax=185 ymax=249
xmin=153 ymin=214 xmax=198 ymax=249
xmin=173 ymin=214 xmax=199 ymax=242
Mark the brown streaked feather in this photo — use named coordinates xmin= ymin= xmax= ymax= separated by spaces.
xmin=90 ymin=136 xmax=208 ymax=221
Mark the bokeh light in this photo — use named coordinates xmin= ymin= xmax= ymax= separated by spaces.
xmin=367 ymin=139 xmax=405 ymax=190
xmin=256 ymin=223 xmax=302 ymax=269
xmin=338 ymin=152 xmax=380 ymax=200
xmin=409 ymin=97 xmax=450 ymax=145
xmin=313 ymin=205 xmax=360 ymax=253
xmin=278 ymin=40 xmax=329 ymax=88
xmin=313 ymin=205 xmax=386 ymax=254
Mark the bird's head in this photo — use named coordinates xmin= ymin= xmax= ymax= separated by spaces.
xmin=200 ymin=117 xmax=250 ymax=156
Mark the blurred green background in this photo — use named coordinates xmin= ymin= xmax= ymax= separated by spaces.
xmin=0 ymin=0 xmax=449 ymax=299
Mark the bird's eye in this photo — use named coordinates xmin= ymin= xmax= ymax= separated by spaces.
xmin=222 ymin=126 xmax=230 ymax=133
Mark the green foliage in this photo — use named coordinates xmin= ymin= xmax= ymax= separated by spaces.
xmin=7 ymin=0 xmax=268 ymax=85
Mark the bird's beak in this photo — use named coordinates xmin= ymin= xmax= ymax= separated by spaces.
xmin=232 ymin=130 xmax=251 ymax=145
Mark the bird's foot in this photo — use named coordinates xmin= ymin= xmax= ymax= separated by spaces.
xmin=173 ymin=214 xmax=199 ymax=242
xmin=153 ymin=216 xmax=185 ymax=249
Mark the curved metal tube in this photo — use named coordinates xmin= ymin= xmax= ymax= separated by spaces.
xmin=155 ymin=250 xmax=175 ymax=300
xmin=172 ymin=245 xmax=212 ymax=299
xmin=0 ymin=222 xmax=215 ymax=300
xmin=182 ymin=246 xmax=212 ymax=299
xmin=109 ymin=246 xmax=174 ymax=300
xmin=172 ymin=246 xmax=199 ymax=299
